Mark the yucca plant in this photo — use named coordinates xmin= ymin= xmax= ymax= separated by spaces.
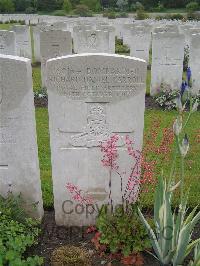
xmin=138 ymin=72 xmax=200 ymax=266
xmin=138 ymin=175 xmax=200 ymax=266
xmin=189 ymin=243 xmax=200 ymax=266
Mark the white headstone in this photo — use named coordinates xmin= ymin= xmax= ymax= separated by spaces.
xmin=151 ymin=32 xmax=185 ymax=95
xmin=46 ymin=53 xmax=147 ymax=226
xmin=12 ymin=25 xmax=32 ymax=59
xmin=129 ymin=26 xmax=152 ymax=62
xmin=0 ymin=30 xmax=16 ymax=56
xmin=40 ymin=30 xmax=72 ymax=88
xmin=96 ymin=25 xmax=115 ymax=54
xmin=0 ymin=55 xmax=43 ymax=219
xmin=75 ymin=30 xmax=110 ymax=54
xmin=32 ymin=22 xmax=48 ymax=62
xmin=190 ymin=33 xmax=200 ymax=95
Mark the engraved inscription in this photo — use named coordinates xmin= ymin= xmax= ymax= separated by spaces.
xmin=60 ymin=103 xmax=126 ymax=148
xmin=70 ymin=104 xmax=110 ymax=147
xmin=49 ymin=66 xmax=145 ymax=100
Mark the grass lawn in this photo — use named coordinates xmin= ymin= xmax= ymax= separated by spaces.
xmin=36 ymin=108 xmax=200 ymax=209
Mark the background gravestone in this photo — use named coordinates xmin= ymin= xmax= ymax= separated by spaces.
xmin=151 ymin=32 xmax=185 ymax=95
xmin=0 ymin=55 xmax=43 ymax=219
xmin=40 ymin=30 xmax=72 ymax=88
xmin=12 ymin=25 xmax=32 ymax=59
xmin=47 ymin=53 xmax=147 ymax=226
xmin=74 ymin=30 xmax=110 ymax=54
xmin=0 ymin=30 xmax=16 ymax=56
xmin=190 ymin=33 xmax=200 ymax=95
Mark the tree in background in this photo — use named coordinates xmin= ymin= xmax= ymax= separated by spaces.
xmin=13 ymin=0 xmax=31 ymax=11
xmin=0 ymin=0 xmax=15 ymax=12
xmin=63 ymin=0 xmax=72 ymax=13
xmin=186 ymin=1 xmax=199 ymax=11
xmin=80 ymin=0 xmax=101 ymax=11
xmin=37 ymin=0 xmax=57 ymax=11
xmin=116 ymin=0 xmax=128 ymax=10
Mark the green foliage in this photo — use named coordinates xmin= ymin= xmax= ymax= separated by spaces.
xmin=63 ymin=0 xmax=72 ymax=13
xmin=25 ymin=6 xmax=37 ymax=13
xmin=117 ymin=11 xmax=128 ymax=17
xmin=96 ymin=205 xmax=152 ymax=256
xmin=37 ymin=0 xmax=57 ymax=11
xmin=154 ymin=85 xmax=180 ymax=110
xmin=0 ymin=0 xmax=15 ymax=13
xmin=0 ymin=193 xmax=43 ymax=265
xmin=74 ymin=4 xmax=93 ymax=16
xmin=135 ymin=8 xmax=149 ymax=19
xmin=115 ymin=37 xmax=130 ymax=53
xmin=0 ymin=193 xmax=29 ymax=224
xmin=154 ymin=1 xmax=165 ymax=11
xmin=138 ymin=94 xmax=200 ymax=266
xmin=52 ymin=9 xmax=66 ymax=16
xmin=189 ymin=243 xmax=200 ymax=266
xmin=155 ymin=13 xmax=185 ymax=20
xmin=80 ymin=0 xmax=101 ymax=11
xmin=186 ymin=1 xmax=199 ymax=12
xmin=116 ymin=0 xmax=128 ymax=11
xmin=103 ymin=10 xmax=117 ymax=18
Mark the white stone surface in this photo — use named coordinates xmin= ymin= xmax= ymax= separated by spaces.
xmin=74 ymin=30 xmax=110 ymax=54
xmin=40 ymin=30 xmax=72 ymax=88
xmin=96 ymin=25 xmax=115 ymax=54
xmin=33 ymin=22 xmax=48 ymax=62
xmin=12 ymin=25 xmax=32 ymax=59
xmin=0 ymin=30 xmax=16 ymax=56
xmin=0 ymin=55 xmax=43 ymax=219
xmin=151 ymin=32 xmax=185 ymax=95
xmin=129 ymin=26 xmax=152 ymax=62
xmin=46 ymin=53 xmax=147 ymax=226
xmin=189 ymin=33 xmax=200 ymax=95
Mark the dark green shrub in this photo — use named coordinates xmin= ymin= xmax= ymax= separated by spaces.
xmin=25 ymin=7 xmax=37 ymax=13
xmin=153 ymin=1 xmax=165 ymax=12
xmin=63 ymin=0 xmax=72 ymax=13
xmin=186 ymin=1 xmax=199 ymax=12
xmin=74 ymin=4 xmax=93 ymax=17
xmin=0 ymin=193 xmax=43 ymax=265
xmin=103 ymin=11 xmax=116 ymax=18
xmin=117 ymin=11 xmax=128 ymax=17
xmin=96 ymin=205 xmax=152 ymax=256
xmin=155 ymin=13 xmax=185 ymax=20
xmin=136 ymin=8 xmax=149 ymax=20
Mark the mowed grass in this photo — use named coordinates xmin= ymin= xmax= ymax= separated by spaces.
xmin=36 ymin=108 xmax=200 ymax=209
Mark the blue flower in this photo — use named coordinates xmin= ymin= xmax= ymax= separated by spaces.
xmin=187 ymin=67 xmax=192 ymax=84
xmin=180 ymin=81 xmax=187 ymax=96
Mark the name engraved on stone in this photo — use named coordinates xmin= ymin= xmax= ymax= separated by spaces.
xmin=49 ymin=66 xmax=144 ymax=100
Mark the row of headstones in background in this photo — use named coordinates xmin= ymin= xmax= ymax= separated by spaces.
xmin=0 ymin=26 xmax=32 ymax=59
xmin=33 ymin=22 xmax=115 ymax=63
xmin=0 ymin=53 xmax=147 ymax=226
xmin=122 ymin=23 xmax=200 ymax=95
